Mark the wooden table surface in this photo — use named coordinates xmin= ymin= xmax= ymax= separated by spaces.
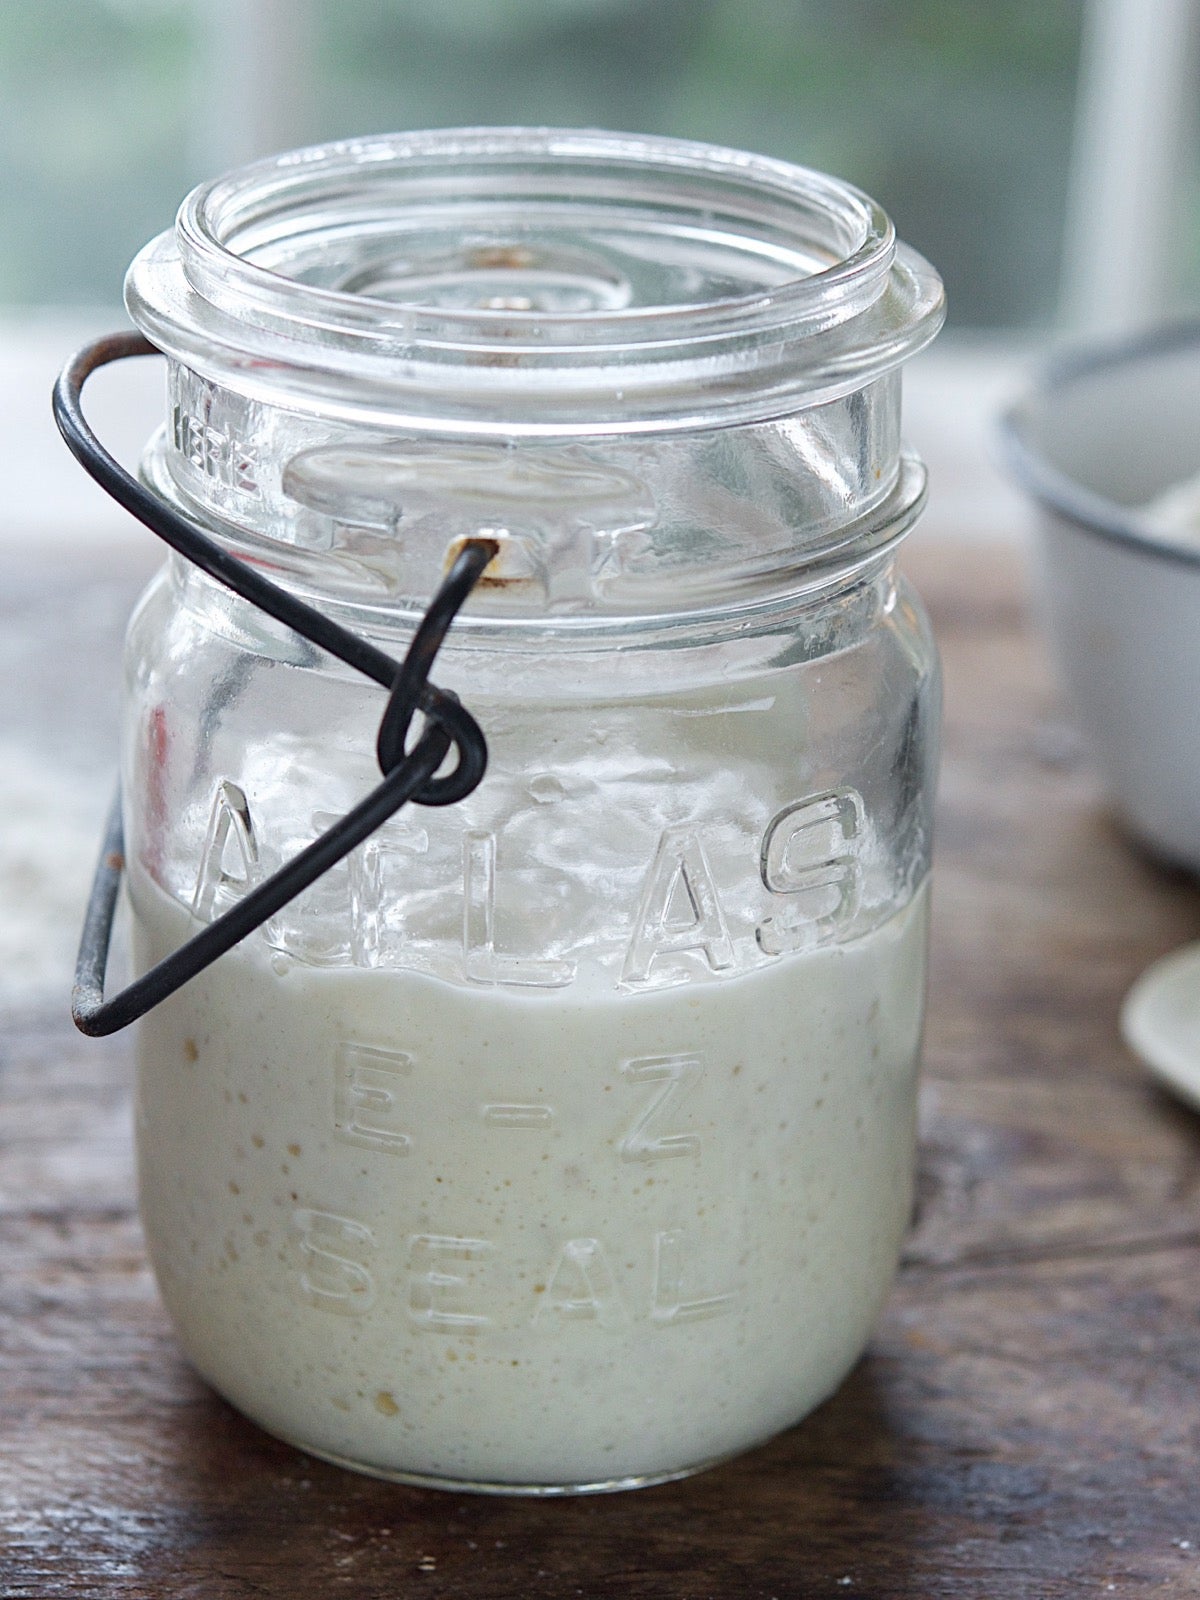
xmin=3 ymin=542 xmax=1200 ymax=1599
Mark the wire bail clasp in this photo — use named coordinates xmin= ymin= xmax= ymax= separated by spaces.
xmin=54 ymin=332 xmax=496 ymax=1037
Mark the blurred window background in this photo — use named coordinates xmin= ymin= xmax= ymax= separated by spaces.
xmin=0 ymin=0 xmax=1115 ymax=325
xmin=1 ymin=0 xmax=1198 ymax=545
xmin=3 ymin=0 xmax=1199 ymax=326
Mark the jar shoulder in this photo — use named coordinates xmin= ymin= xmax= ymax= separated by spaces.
xmin=120 ymin=555 xmax=938 ymax=992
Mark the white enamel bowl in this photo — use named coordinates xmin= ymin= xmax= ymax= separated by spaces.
xmin=1000 ymin=324 xmax=1200 ymax=873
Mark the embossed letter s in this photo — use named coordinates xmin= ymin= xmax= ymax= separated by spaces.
xmin=292 ymin=1208 xmax=376 ymax=1315
xmin=756 ymin=789 xmax=863 ymax=954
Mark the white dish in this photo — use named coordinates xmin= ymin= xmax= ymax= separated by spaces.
xmin=1000 ymin=324 xmax=1200 ymax=872
xmin=1121 ymin=941 xmax=1200 ymax=1112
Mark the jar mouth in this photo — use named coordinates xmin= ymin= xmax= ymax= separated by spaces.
xmin=126 ymin=128 xmax=944 ymax=438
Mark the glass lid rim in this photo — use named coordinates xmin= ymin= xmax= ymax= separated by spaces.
xmin=170 ymin=126 xmax=899 ymax=343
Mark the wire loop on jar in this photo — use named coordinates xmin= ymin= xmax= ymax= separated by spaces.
xmin=54 ymin=333 xmax=495 ymax=1037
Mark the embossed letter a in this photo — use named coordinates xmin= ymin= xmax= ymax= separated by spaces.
xmin=621 ymin=827 xmax=734 ymax=986
xmin=192 ymin=779 xmax=258 ymax=921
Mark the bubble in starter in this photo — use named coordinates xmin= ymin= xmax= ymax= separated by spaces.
xmin=528 ymin=774 xmax=566 ymax=805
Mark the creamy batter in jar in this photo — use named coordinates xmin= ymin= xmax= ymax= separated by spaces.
xmin=133 ymin=873 xmax=927 ymax=1489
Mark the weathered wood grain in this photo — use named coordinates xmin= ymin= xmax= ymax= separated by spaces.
xmin=2 ymin=544 xmax=1199 ymax=1599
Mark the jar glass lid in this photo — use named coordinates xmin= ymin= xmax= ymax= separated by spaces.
xmin=126 ymin=128 xmax=944 ymax=438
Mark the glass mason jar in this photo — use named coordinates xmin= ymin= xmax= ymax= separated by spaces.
xmin=119 ymin=129 xmax=944 ymax=1494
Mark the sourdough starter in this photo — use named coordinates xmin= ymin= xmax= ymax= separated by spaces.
xmin=132 ymin=869 xmax=927 ymax=1490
